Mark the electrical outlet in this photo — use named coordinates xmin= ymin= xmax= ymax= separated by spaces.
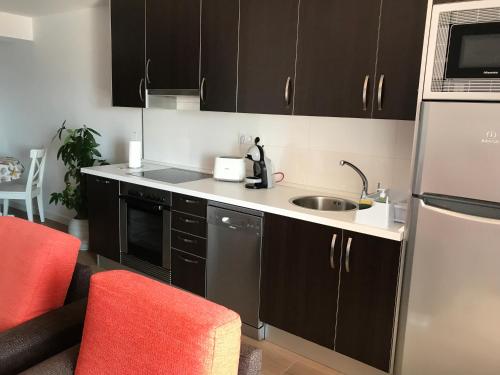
xmin=238 ymin=133 xmax=254 ymax=145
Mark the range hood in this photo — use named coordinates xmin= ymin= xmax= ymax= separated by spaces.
xmin=147 ymin=89 xmax=199 ymax=96
xmin=146 ymin=90 xmax=200 ymax=111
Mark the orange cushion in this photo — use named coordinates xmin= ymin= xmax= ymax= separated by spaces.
xmin=76 ymin=271 xmax=242 ymax=375
xmin=0 ymin=217 xmax=80 ymax=332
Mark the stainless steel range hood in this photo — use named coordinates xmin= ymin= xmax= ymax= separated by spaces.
xmin=146 ymin=89 xmax=200 ymax=111
xmin=147 ymin=88 xmax=199 ymax=96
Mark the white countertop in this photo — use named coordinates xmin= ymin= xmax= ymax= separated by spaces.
xmin=82 ymin=163 xmax=405 ymax=241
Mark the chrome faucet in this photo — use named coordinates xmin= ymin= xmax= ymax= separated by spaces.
xmin=339 ymin=160 xmax=368 ymax=199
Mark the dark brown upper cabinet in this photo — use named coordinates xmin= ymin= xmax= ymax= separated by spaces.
xmin=372 ymin=0 xmax=427 ymax=120
xmin=200 ymin=0 xmax=239 ymax=112
xmin=237 ymin=0 xmax=299 ymax=115
xmin=334 ymin=231 xmax=402 ymax=372
xmin=110 ymin=0 xmax=146 ymax=108
xmin=294 ymin=0 xmax=381 ymax=118
xmin=260 ymin=214 xmax=342 ymax=349
xmin=294 ymin=0 xmax=426 ymax=121
xmin=146 ymin=0 xmax=200 ymax=93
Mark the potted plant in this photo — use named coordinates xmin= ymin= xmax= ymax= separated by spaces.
xmin=50 ymin=121 xmax=107 ymax=250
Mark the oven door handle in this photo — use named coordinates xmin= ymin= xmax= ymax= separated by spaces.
xmin=120 ymin=195 xmax=170 ymax=213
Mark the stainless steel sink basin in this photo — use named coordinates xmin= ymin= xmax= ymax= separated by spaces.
xmin=291 ymin=196 xmax=358 ymax=212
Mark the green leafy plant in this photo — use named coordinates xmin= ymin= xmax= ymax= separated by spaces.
xmin=50 ymin=121 xmax=107 ymax=219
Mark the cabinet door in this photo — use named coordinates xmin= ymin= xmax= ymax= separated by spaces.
xmin=87 ymin=175 xmax=120 ymax=262
xmin=260 ymin=214 xmax=342 ymax=348
xmin=294 ymin=0 xmax=381 ymax=118
xmin=146 ymin=0 xmax=200 ymax=91
xmin=171 ymin=250 xmax=206 ymax=297
xmin=200 ymin=0 xmax=239 ymax=112
xmin=237 ymin=0 xmax=299 ymax=115
xmin=110 ymin=0 xmax=145 ymax=108
xmin=372 ymin=0 xmax=427 ymax=120
xmin=335 ymin=231 xmax=402 ymax=372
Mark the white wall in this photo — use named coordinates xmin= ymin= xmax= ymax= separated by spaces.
xmin=0 ymin=12 xmax=33 ymax=40
xmin=0 ymin=5 xmax=141 ymax=222
xmin=144 ymin=110 xmax=415 ymax=198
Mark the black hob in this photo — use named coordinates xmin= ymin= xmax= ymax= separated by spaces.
xmin=130 ymin=168 xmax=211 ymax=184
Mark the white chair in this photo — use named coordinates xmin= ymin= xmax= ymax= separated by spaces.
xmin=0 ymin=149 xmax=47 ymax=222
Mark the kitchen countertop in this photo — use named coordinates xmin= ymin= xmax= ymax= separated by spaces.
xmin=82 ymin=162 xmax=405 ymax=241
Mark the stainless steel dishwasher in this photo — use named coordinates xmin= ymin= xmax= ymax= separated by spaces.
xmin=207 ymin=202 xmax=265 ymax=340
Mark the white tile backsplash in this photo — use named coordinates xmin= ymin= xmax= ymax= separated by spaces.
xmin=143 ymin=109 xmax=415 ymax=198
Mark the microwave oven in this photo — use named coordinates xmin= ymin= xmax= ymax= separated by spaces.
xmin=424 ymin=0 xmax=500 ymax=101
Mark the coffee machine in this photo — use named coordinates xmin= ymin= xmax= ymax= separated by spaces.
xmin=245 ymin=137 xmax=273 ymax=189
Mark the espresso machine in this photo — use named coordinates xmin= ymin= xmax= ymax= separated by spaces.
xmin=245 ymin=137 xmax=273 ymax=189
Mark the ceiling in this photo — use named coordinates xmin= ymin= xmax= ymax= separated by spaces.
xmin=0 ymin=0 xmax=105 ymax=17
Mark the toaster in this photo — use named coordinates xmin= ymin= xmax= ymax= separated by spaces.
xmin=213 ymin=156 xmax=246 ymax=182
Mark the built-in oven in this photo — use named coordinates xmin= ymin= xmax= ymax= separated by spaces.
xmin=424 ymin=0 xmax=500 ymax=101
xmin=120 ymin=182 xmax=172 ymax=283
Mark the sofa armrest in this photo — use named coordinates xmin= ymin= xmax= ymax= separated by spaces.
xmin=0 ymin=299 xmax=86 ymax=375
xmin=238 ymin=342 xmax=263 ymax=375
xmin=20 ymin=345 xmax=80 ymax=375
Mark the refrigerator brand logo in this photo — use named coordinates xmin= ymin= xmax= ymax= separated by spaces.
xmin=482 ymin=130 xmax=498 ymax=144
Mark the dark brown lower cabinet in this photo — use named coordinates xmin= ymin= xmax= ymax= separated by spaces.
xmin=171 ymin=249 xmax=206 ymax=297
xmin=260 ymin=214 xmax=342 ymax=348
xmin=334 ymin=231 xmax=402 ymax=372
xmin=87 ymin=175 xmax=120 ymax=262
xmin=261 ymin=214 xmax=403 ymax=371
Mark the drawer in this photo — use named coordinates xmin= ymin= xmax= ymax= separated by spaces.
xmin=171 ymin=250 xmax=206 ymax=297
xmin=172 ymin=211 xmax=207 ymax=237
xmin=172 ymin=194 xmax=207 ymax=218
xmin=171 ymin=230 xmax=207 ymax=258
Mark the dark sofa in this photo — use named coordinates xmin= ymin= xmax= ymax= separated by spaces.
xmin=0 ymin=263 xmax=91 ymax=375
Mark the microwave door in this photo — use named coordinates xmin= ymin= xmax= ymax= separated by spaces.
xmin=446 ymin=21 xmax=500 ymax=79
xmin=414 ymin=102 xmax=500 ymax=203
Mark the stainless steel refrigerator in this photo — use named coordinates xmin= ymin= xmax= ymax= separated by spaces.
xmin=399 ymin=101 xmax=500 ymax=375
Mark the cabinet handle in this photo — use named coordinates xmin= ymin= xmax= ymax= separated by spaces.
xmin=377 ymin=74 xmax=385 ymax=111
xmin=362 ymin=75 xmax=369 ymax=111
xmin=200 ymin=77 xmax=206 ymax=103
xmin=176 ymin=254 xmax=199 ymax=264
xmin=184 ymin=198 xmax=199 ymax=204
xmin=146 ymin=59 xmax=151 ymax=84
xmin=139 ymin=78 xmax=144 ymax=102
xmin=284 ymin=77 xmax=292 ymax=106
xmin=345 ymin=237 xmax=352 ymax=273
xmin=181 ymin=217 xmax=199 ymax=224
xmin=330 ymin=234 xmax=337 ymax=270
xmin=178 ymin=235 xmax=197 ymax=244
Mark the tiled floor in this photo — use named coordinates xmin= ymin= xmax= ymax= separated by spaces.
xmin=13 ymin=209 xmax=344 ymax=375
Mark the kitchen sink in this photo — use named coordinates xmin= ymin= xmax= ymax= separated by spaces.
xmin=291 ymin=196 xmax=358 ymax=212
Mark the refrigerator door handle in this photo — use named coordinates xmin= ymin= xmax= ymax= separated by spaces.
xmin=420 ymin=194 xmax=500 ymax=221
xmin=419 ymin=199 xmax=500 ymax=226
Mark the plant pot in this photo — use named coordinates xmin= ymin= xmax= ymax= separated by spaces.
xmin=68 ymin=218 xmax=89 ymax=251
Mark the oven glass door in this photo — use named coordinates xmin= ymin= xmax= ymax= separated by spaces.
xmin=125 ymin=197 xmax=168 ymax=267
xmin=446 ymin=22 xmax=500 ymax=79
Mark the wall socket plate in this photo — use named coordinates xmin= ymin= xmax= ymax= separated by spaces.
xmin=239 ymin=133 xmax=254 ymax=145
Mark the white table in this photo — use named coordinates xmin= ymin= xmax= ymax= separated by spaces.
xmin=0 ymin=157 xmax=25 ymax=216
xmin=0 ymin=157 xmax=24 ymax=183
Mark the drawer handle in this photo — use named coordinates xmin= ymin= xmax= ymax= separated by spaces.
xmin=181 ymin=217 xmax=199 ymax=224
xmin=179 ymin=236 xmax=197 ymax=245
xmin=345 ymin=237 xmax=353 ymax=273
xmin=330 ymin=234 xmax=337 ymax=270
xmin=95 ymin=178 xmax=110 ymax=185
xmin=176 ymin=254 xmax=199 ymax=264
xmin=184 ymin=198 xmax=199 ymax=204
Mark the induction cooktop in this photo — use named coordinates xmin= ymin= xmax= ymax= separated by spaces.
xmin=130 ymin=168 xmax=211 ymax=184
